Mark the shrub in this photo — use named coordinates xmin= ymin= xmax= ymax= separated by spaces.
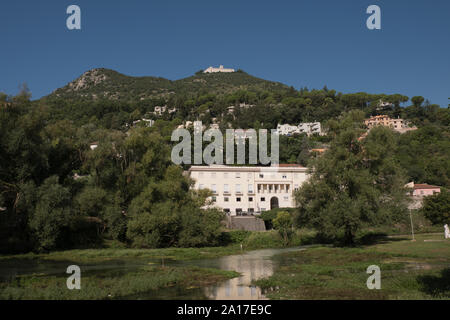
xmin=230 ymin=230 xmax=251 ymax=243
xmin=273 ymin=211 xmax=293 ymax=246
xmin=421 ymin=189 xmax=450 ymax=225
xmin=243 ymin=231 xmax=283 ymax=249
xmin=260 ymin=208 xmax=295 ymax=230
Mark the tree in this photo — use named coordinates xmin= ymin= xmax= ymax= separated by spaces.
xmin=421 ymin=190 xmax=450 ymax=225
xmin=411 ymin=96 xmax=425 ymax=108
xmin=295 ymin=111 xmax=409 ymax=245
xmin=395 ymin=126 xmax=450 ymax=188
xmin=126 ymin=165 xmax=224 ymax=248
xmin=273 ymin=211 xmax=293 ymax=246
xmin=28 ymin=176 xmax=73 ymax=251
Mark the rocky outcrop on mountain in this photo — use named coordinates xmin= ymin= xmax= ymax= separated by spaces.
xmin=67 ymin=69 xmax=108 ymax=91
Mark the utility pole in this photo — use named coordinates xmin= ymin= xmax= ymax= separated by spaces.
xmin=409 ymin=209 xmax=415 ymax=241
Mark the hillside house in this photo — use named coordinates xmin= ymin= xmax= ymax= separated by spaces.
xmin=405 ymin=182 xmax=441 ymax=209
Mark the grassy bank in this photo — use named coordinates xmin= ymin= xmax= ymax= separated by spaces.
xmin=0 ymin=245 xmax=244 ymax=264
xmin=0 ymin=229 xmax=316 ymax=263
xmin=254 ymin=233 xmax=450 ymax=299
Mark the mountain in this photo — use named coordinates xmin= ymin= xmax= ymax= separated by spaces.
xmin=44 ymin=68 xmax=291 ymax=102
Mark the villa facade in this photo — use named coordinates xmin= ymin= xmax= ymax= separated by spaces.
xmin=188 ymin=164 xmax=309 ymax=215
xmin=364 ymin=115 xmax=417 ymax=133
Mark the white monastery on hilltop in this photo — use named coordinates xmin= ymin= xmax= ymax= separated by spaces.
xmin=203 ymin=65 xmax=235 ymax=73
xmin=188 ymin=164 xmax=309 ymax=216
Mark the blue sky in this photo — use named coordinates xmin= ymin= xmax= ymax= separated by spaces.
xmin=0 ymin=0 xmax=449 ymax=107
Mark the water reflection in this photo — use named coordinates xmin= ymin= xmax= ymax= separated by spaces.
xmin=203 ymin=248 xmax=303 ymax=300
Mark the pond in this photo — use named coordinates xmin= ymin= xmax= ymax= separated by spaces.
xmin=0 ymin=247 xmax=307 ymax=300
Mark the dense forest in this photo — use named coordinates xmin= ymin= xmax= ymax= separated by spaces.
xmin=0 ymin=69 xmax=449 ymax=253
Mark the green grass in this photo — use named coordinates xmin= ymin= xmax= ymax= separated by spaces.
xmin=0 ymin=245 xmax=245 ymax=264
xmin=254 ymin=233 xmax=450 ymax=300
xmin=0 ymin=266 xmax=239 ymax=300
xmin=242 ymin=229 xmax=316 ymax=249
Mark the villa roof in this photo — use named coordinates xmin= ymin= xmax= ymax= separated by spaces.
xmin=277 ymin=164 xmax=305 ymax=167
xmin=189 ymin=164 xmax=307 ymax=172
xmin=413 ymin=184 xmax=441 ymax=190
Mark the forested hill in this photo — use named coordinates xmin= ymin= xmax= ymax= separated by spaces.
xmin=1 ymin=69 xmax=449 ymax=254
xmin=44 ymin=68 xmax=291 ymax=102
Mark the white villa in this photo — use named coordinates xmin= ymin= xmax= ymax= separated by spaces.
xmin=203 ymin=65 xmax=235 ymax=73
xmin=188 ymin=164 xmax=309 ymax=216
xmin=276 ymin=122 xmax=323 ymax=136
xmin=153 ymin=106 xmax=177 ymax=116
xmin=276 ymin=124 xmax=300 ymax=136
xmin=132 ymin=118 xmax=154 ymax=127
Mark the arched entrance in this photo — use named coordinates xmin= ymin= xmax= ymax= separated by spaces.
xmin=270 ymin=197 xmax=279 ymax=210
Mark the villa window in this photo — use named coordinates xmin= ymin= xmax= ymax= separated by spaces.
xmin=249 ymin=197 xmax=253 ymax=202
xmin=224 ymin=197 xmax=229 ymax=202
xmin=236 ymin=197 xmax=241 ymax=202
xmin=261 ymin=197 xmax=265 ymax=202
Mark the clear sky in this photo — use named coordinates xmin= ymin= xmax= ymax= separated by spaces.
xmin=0 ymin=0 xmax=449 ymax=107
